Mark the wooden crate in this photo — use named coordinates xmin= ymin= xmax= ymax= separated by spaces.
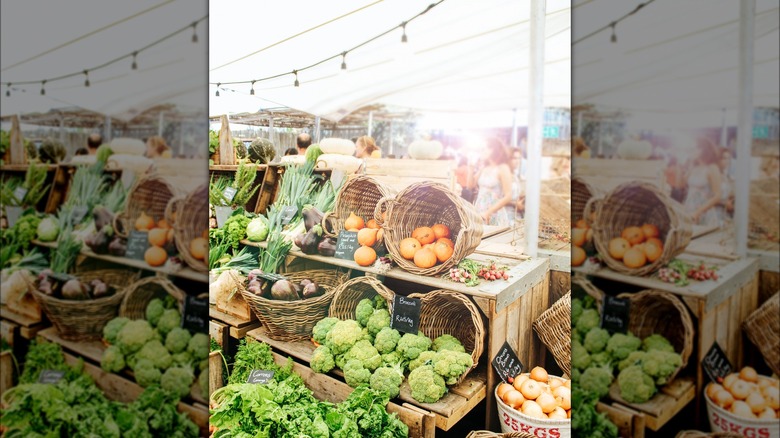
xmin=597 ymin=402 xmax=646 ymax=438
xmin=609 ymin=377 xmax=696 ymax=432
xmin=208 ymin=164 xmax=267 ymax=213
xmin=0 ymin=305 xmax=47 ymax=339
xmin=572 ymin=158 xmax=667 ymax=193
xmin=0 ymin=350 xmax=14 ymax=396
xmin=209 ymin=305 xmax=261 ymax=339
xmin=362 ymin=158 xmax=455 ymax=192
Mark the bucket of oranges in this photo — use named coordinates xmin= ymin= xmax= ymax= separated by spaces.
xmin=704 ymin=367 xmax=779 ymax=438
xmin=495 ymin=367 xmax=572 ymax=437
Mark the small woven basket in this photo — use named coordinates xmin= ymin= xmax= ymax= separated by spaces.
xmin=588 ymin=181 xmax=692 ymax=276
xmin=466 ymin=431 xmax=536 ymax=438
xmin=376 ymin=181 xmax=483 ymax=276
xmin=408 ymin=290 xmax=485 ymax=384
xmin=322 ymin=175 xmax=395 ymax=238
xmin=113 ymin=174 xmax=182 ymax=238
xmin=329 ymin=276 xmax=396 ymax=320
xmin=241 ymin=269 xmax=349 ymax=341
xmin=533 ymin=291 xmax=572 ymax=376
xmin=30 ymin=269 xmax=141 ymax=341
xmin=572 ymin=176 xmax=602 ymax=225
xmin=119 ymin=276 xmax=187 ymax=319
xmin=742 ymin=292 xmax=779 ymax=375
xmin=173 ymin=184 xmax=209 ymax=272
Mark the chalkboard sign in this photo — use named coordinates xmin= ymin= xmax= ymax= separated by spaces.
xmin=334 ymin=231 xmax=359 ymax=260
xmin=215 ymin=206 xmax=234 ymax=228
xmin=182 ymin=295 xmax=208 ymax=332
xmin=702 ymin=341 xmax=732 ymax=383
xmin=71 ymin=206 xmax=89 ymax=225
xmin=125 ymin=231 xmax=149 ymax=260
xmin=391 ymin=295 xmax=421 ymax=334
xmin=247 ymin=369 xmax=274 ymax=384
xmin=223 ymin=186 xmax=237 ymax=203
xmin=38 ymin=370 xmax=65 ymax=384
xmin=13 ymin=187 xmax=28 ymax=203
xmin=281 ymin=206 xmax=298 ymax=225
xmin=492 ymin=342 xmax=524 ymax=383
xmin=5 ymin=206 xmax=23 ymax=228
xmin=600 ymin=295 xmax=631 ymax=334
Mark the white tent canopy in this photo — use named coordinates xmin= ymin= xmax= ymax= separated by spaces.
xmin=209 ymin=0 xmax=571 ymax=127
xmin=1 ymin=0 xmax=207 ymax=121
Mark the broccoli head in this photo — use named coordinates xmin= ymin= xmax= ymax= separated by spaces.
xmin=396 ymin=332 xmax=432 ymax=361
xmin=343 ymin=359 xmax=372 ymax=388
xmin=571 ymin=368 xmax=581 ymax=383
xmin=366 ymin=308 xmax=391 ymax=337
xmin=117 ymin=319 xmax=155 ymax=355
xmin=103 ymin=317 xmax=130 ymax=344
xmin=345 ymin=340 xmax=382 ymax=371
xmin=618 ymin=365 xmax=656 ymax=403
xmin=199 ymin=358 xmax=208 ymax=372
xmin=187 ymin=333 xmax=209 ymax=361
xmin=590 ymin=351 xmax=612 ymax=368
xmin=572 ymin=341 xmax=592 ymax=371
xmin=582 ymin=295 xmax=596 ymax=310
xmin=571 ymin=298 xmax=584 ymax=324
xmin=355 ymin=299 xmax=375 ymax=327
xmin=370 ymin=363 xmax=405 ymax=399
xmin=640 ymin=350 xmax=682 ymax=385
xmin=145 ymin=298 xmax=165 ymax=327
xmin=156 ymin=308 xmax=181 ymax=337
xmin=101 ymin=345 xmax=126 ymax=373
xmin=606 ymin=332 xmax=642 ymax=360
xmin=137 ymin=340 xmax=173 ymax=370
xmin=642 ymin=334 xmax=675 ymax=353
xmin=373 ymin=295 xmax=387 ymax=310
xmin=576 ymin=309 xmax=600 ymax=336
xmin=584 ymin=328 xmax=610 ymax=354
xmin=617 ymin=351 xmax=647 ymax=371
xmin=373 ymin=327 xmax=401 ymax=354
xmin=361 ymin=327 xmax=373 ymax=344
xmin=382 ymin=351 xmax=403 ymax=367
xmin=579 ymin=365 xmax=614 ymax=399
xmin=165 ymin=327 xmax=192 ymax=354
xmin=572 ymin=329 xmax=583 ymax=345
xmin=432 ymin=350 xmax=473 ymax=385
xmin=198 ymin=371 xmax=209 ymax=399
xmin=326 ymin=320 xmax=364 ymax=355
xmin=408 ymin=365 xmax=447 ymax=403
xmin=311 ymin=345 xmax=336 ymax=373
xmin=161 ymin=366 xmax=195 ymax=398
xmin=432 ymin=334 xmax=466 ymax=353
xmin=312 ymin=317 xmax=339 ymax=344
xmin=408 ymin=351 xmax=438 ymax=372
xmin=133 ymin=359 xmax=162 ymax=387
xmin=172 ymin=351 xmax=194 ymax=368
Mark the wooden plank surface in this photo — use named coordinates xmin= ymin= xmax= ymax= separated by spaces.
xmin=609 ymin=377 xmax=696 ymax=431
xmin=39 ymin=327 xmax=106 ymax=364
xmin=597 ymin=402 xmax=645 ymax=438
xmin=209 ymin=305 xmax=262 ymax=335
xmin=1 ymin=319 xmax=18 ymax=347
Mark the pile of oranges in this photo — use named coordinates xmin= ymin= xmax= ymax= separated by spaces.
xmin=607 ymin=223 xmax=663 ymax=269
xmin=571 ymin=219 xmax=593 ymax=267
xmin=706 ymin=366 xmax=780 ymax=420
xmin=135 ymin=211 xmax=207 ymax=267
xmin=344 ymin=212 xmax=384 ymax=267
xmin=399 ymin=224 xmax=454 ymax=269
xmin=497 ymin=366 xmax=572 ymax=420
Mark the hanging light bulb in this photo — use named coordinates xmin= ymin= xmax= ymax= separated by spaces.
xmin=131 ymin=52 xmax=138 ymax=70
xmin=341 ymin=52 xmax=348 ymax=70
xmin=40 ymin=80 xmax=46 ymax=95
xmin=84 ymin=70 xmax=90 ymax=87
xmin=215 ymin=83 xmax=220 ymax=97
xmin=401 ymin=22 xmax=408 ymax=43
xmin=293 ymin=70 xmax=299 ymax=87
xmin=610 ymin=22 xmax=617 ymax=43
xmin=5 ymin=83 xmax=10 ymax=97
xmin=250 ymin=80 xmax=255 ymax=95
xmin=191 ymin=22 xmax=198 ymax=43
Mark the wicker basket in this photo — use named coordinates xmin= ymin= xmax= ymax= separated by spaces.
xmin=30 ymin=270 xmax=141 ymax=341
xmin=329 ymin=276 xmax=396 ymax=320
xmin=408 ymin=290 xmax=485 ymax=384
xmin=119 ymin=276 xmax=187 ymax=319
xmin=572 ymin=176 xmax=602 ymax=225
xmin=743 ymin=292 xmax=779 ymax=375
xmin=533 ymin=291 xmax=571 ymax=376
xmin=376 ymin=181 xmax=483 ymax=276
xmin=466 ymin=431 xmax=536 ymax=438
xmin=322 ymin=175 xmax=395 ymax=238
xmin=588 ymin=181 xmax=692 ymax=276
xmin=241 ymin=269 xmax=349 ymax=341
xmin=165 ymin=193 xmax=186 ymax=228
xmin=676 ymin=432 xmax=745 ymax=438
xmin=113 ymin=174 xmax=183 ymax=238
xmin=173 ymin=184 xmax=209 ymax=272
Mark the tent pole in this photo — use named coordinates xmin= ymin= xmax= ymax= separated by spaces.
xmin=368 ymin=111 xmax=374 ymax=136
xmin=104 ymin=115 xmax=112 ymax=143
xmin=511 ymin=108 xmax=518 ymax=147
xmin=720 ymin=108 xmax=728 ymax=146
xmin=268 ymin=116 xmax=274 ymax=146
xmin=576 ymin=111 xmax=583 ymax=137
xmin=525 ymin=0 xmax=545 ymax=259
xmin=59 ymin=116 xmax=65 ymax=144
xmin=158 ymin=112 xmax=164 ymax=137
xmin=735 ymin=0 xmax=754 ymax=258
xmin=389 ymin=120 xmax=395 ymax=155
xmin=315 ymin=116 xmax=321 ymax=142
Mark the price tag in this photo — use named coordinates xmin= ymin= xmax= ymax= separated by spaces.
xmin=600 ymin=295 xmax=631 ymax=334
xmin=222 ymin=186 xmax=237 ymax=202
xmin=280 ymin=206 xmax=298 ymax=225
xmin=71 ymin=206 xmax=89 ymax=225
xmin=391 ymin=295 xmax=421 ymax=334
xmin=492 ymin=342 xmax=524 ymax=383
xmin=125 ymin=231 xmax=149 ymax=260
xmin=5 ymin=206 xmax=23 ymax=228
xmin=215 ymin=206 xmax=234 ymax=228
xmin=702 ymin=341 xmax=732 ymax=384
xmin=334 ymin=231 xmax=359 ymax=260
xmin=13 ymin=187 xmax=28 ymax=202
xmin=247 ymin=369 xmax=274 ymax=384
xmin=38 ymin=370 xmax=65 ymax=384
xmin=181 ymin=295 xmax=209 ymax=333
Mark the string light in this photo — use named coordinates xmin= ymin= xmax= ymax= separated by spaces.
xmin=250 ymin=80 xmax=255 ymax=95
xmin=83 ymin=70 xmax=90 ymax=87
xmin=5 ymin=83 xmax=10 ymax=97
xmin=191 ymin=22 xmax=198 ymax=43
xmin=40 ymin=80 xmax=46 ymax=95
xmin=401 ymin=22 xmax=408 ymax=43
xmin=131 ymin=52 xmax=138 ymax=70
xmin=293 ymin=70 xmax=299 ymax=87
xmin=341 ymin=52 xmax=348 ymax=70
xmin=573 ymin=0 xmax=656 ymax=46
xmin=216 ymin=83 xmax=220 ymax=97
xmin=610 ymin=22 xmax=617 ymax=43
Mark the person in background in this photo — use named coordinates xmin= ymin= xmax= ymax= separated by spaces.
xmin=508 ymin=148 xmax=525 ymax=218
xmin=759 ymin=156 xmax=780 ymax=179
xmin=455 ymin=157 xmax=475 ymax=203
xmin=355 ymin=135 xmax=380 ymax=159
xmin=684 ymin=138 xmax=722 ymax=226
xmin=573 ymin=136 xmax=591 ymax=158
xmin=87 ymin=133 xmax=102 ymax=155
xmin=145 ymin=136 xmax=171 ymax=159
xmin=550 ymin=156 xmax=571 ymax=178
xmin=284 ymin=147 xmax=298 ymax=156
xmin=665 ymin=156 xmax=687 ymax=203
xmin=74 ymin=147 xmax=89 ymax=156
xmin=296 ymin=133 xmax=311 ymax=155
xmin=472 ymin=138 xmax=513 ymax=226
xmin=717 ymin=147 xmax=735 ymax=221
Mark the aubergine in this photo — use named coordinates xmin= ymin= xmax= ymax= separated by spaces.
xmin=86 ymin=225 xmax=115 ymax=254
xmin=270 ymin=280 xmax=300 ymax=301
xmin=92 ymin=206 xmax=115 ymax=231
xmin=317 ymin=237 xmax=337 ymax=257
xmin=299 ymin=227 xmax=322 ymax=255
xmin=302 ymin=207 xmax=325 ymax=232
xmin=108 ymin=237 xmax=127 ymax=256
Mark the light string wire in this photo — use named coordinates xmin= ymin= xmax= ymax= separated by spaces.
xmin=572 ymin=0 xmax=657 ymax=46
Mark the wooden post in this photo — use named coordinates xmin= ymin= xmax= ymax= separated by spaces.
xmin=576 ymin=110 xmax=583 ymax=137
xmin=368 ymin=111 xmax=374 ymax=136
xmin=158 ymin=111 xmax=164 ymax=137
xmin=104 ymin=115 xmax=112 ymax=143
xmin=219 ymin=114 xmax=236 ymax=165
xmin=8 ymin=115 xmax=26 ymax=164
xmin=525 ymin=0 xmax=545 ymax=258
xmin=314 ymin=116 xmax=321 ymax=143
xmin=734 ymin=0 xmax=754 ymax=258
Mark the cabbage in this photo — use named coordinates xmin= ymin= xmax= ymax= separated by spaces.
xmin=246 ymin=217 xmax=269 ymax=242
xmin=36 ymin=216 xmax=59 ymax=242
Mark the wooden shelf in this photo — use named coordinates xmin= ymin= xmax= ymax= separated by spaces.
xmin=209 ymin=164 xmax=268 ymax=172
xmin=0 ymin=306 xmax=48 ymax=339
xmin=209 ymin=305 xmax=261 ymax=339
xmin=608 ymin=377 xmax=696 ymax=432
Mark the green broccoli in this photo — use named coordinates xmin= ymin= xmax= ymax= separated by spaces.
xmin=355 ymin=299 xmax=375 ymax=327
xmin=382 ymin=351 xmax=403 ymax=367
xmin=408 ymin=365 xmax=447 ymax=403
xmin=606 ymin=332 xmax=642 ymax=360
xmin=137 ymin=340 xmax=173 ymax=370
xmin=618 ymin=365 xmax=656 ymax=403
xmin=198 ymin=371 xmax=208 ymax=399
xmin=101 ymin=345 xmax=125 ymax=373
xmin=432 ymin=350 xmax=473 ymax=385
xmin=396 ymin=332 xmax=432 ymax=361
xmin=172 ymin=351 xmax=194 ymax=368
xmin=370 ymin=363 xmax=405 ymax=399
xmin=642 ymin=334 xmax=675 ymax=353
xmin=199 ymin=358 xmax=208 ymax=372
xmin=571 ymin=298 xmax=584 ymax=324
xmin=571 ymin=368 xmax=581 ymax=383
xmin=161 ymin=366 xmax=195 ymax=398
xmin=187 ymin=333 xmax=209 ymax=361
xmin=165 ymin=327 xmax=192 ymax=354
xmin=432 ymin=334 xmax=466 ymax=353
xmin=590 ymin=351 xmax=612 ymax=368
xmin=103 ymin=317 xmax=130 ymax=344
xmin=345 ymin=340 xmax=382 ymax=371
xmin=116 ymin=319 xmax=155 ymax=355
xmin=584 ymin=328 xmax=610 ymax=354
xmin=325 ymin=320 xmax=364 ymax=355
xmin=374 ymin=327 xmax=401 ymax=354
xmin=366 ymin=308 xmax=390 ymax=337
xmin=576 ymin=309 xmax=600 ymax=336
xmin=579 ymin=365 xmax=614 ymax=399
xmin=572 ymin=329 xmax=583 ymax=345
xmin=343 ymin=359 xmax=371 ymax=388
xmin=582 ymin=295 xmax=596 ymax=310
xmin=572 ymin=341 xmax=592 ymax=370
xmin=640 ymin=350 xmax=682 ymax=385
xmin=373 ymin=295 xmax=387 ymax=310
xmin=156 ymin=309 xmax=181 ymax=337
xmin=312 ymin=317 xmax=339 ymax=344
xmin=311 ymin=345 xmax=336 ymax=373
xmin=145 ymin=298 xmax=165 ymax=327
xmin=361 ymin=327 xmax=373 ymax=344
xmin=618 ymin=351 xmax=647 ymax=371
xmin=335 ymin=352 xmax=349 ymax=370
xmin=408 ymin=351 xmax=438 ymax=372
xmin=133 ymin=359 xmax=162 ymax=387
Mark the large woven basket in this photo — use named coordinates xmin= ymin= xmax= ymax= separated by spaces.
xmin=113 ymin=173 xmax=182 ymax=238
xmin=173 ymin=184 xmax=209 ymax=272
xmin=533 ymin=291 xmax=571 ymax=377
xmin=466 ymin=431 xmax=536 ymax=438
xmin=408 ymin=290 xmax=485 ymax=384
xmin=322 ymin=175 xmax=395 ymax=238
xmin=743 ymin=292 xmax=779 ymax=375
xmin=30 ymin=269 xmax=141 ymax=341
xmin=588 ymin=181 xmax=692 ymax=276
xmin=119 ymin=276 xmax=187 ymax=319
xmin=572 ymin=176 xmax=602 ymax=225
xmin=241 ymin=269 xmax=349 ymax=341
xmin=329 ymin=276 xmax=396 ymax=320
xmin=376 ymin=181 xmax=483 ymax=276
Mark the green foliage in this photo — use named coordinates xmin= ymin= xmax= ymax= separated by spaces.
xmin=222 ymin=212 xmax=251 ymax=250
xmin=571 ymin=387 xmax=619 ymax=438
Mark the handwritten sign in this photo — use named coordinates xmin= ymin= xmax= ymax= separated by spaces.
xmin=215 ymin=206 xmax=234 ymax=228
xmin=334 ymin=231 xmax=359 ymax=260
xmin=181 ymin=295 xmax=208 ymax=332
xmin=71 ymin=206 xmax=89 ymax=225
xmin=281 ymin=206 xmax=298 ymax=225
xmin=38 ymin=370 xmax=65 ymax=384
xmin=600 ymin=295 xmax=631 ymax=334
xmin=125 ymin=231 xmax=149 ymax=260
xmin=222 ymin=186 xmax=237 ymax=203
xmin=13 ymin=187 xmax=28 ymax=203
xmin=391 ymin=295 xmax=421 ymax=334
xmin=492 ymin=342 xmax=524 ymax=383
xmin=5 ymin=206 xmax=23 ymax=228
xmin=247 ymin=369 xmax=274 ymax=384
xmin=702 ymin=341 xmax=733 ymax=383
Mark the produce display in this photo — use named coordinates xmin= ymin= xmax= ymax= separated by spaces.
xmin=34 ymin=269 xmax=114 ymax=300
xmin=604 ymin=223 xmax=663 ymax=269
xmin=244 ymin=268 xmax=323 ymax=301
xmin=446 ymin=259 xmax=509 ymax=286
xmin=705 ymin=367 xmax=779 ymax=420
xmin=657 ymin=258 xmax=719 ymax=286
xmin=397 ymin=224 xmax=454 ymax=269
xmin=496 ymin=367 xmax=572 ymax=420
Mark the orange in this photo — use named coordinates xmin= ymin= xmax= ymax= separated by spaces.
xmin=135 ymin=212 xmax=155 ymax=231
xmin=572 ymin=246 xmax=586 ymax=266
xmin=354 ymin=246 xmax=377 ymax=266
xmin=571 ymin=228 xmax=586 ymax=247
xmin=344 ymin=212 xmax=365 ymax=231
xmin=621 ymin=226 xmax=645 ymax=246
xmin=433 ymin=240 xmax=454 ymax=263
xmin=413 ymin=248 xmax=437 ymax=268
xmin=148 ymin=228 xmax=168 ymax=247
xmin=157 ymin=219 xmax=171 ymax=230
xmin=608 ymin=237 xmax=630 ymax=260
xmin=643 ymin=241 xmax=663 ymax=263
xmin=642 ymin=223 xmax=660 ymax=239
xmin=190 ymin=237 xmax=208 ymax=260
xmin=366 ymin=219 xmax=380 ymax=229
xmin=144 ymin=246 xmax=167 ymax=266
xmin=646 ymin=237 xmax=663 ymax=249
xmin=431 ymin=224 xmax=451 ymax=239
xmin=412 ymin=226 xmax=435 ymax=245
xmin=399 ymin=238 xmax=421 ymax=260
xmin=357 ymin=228 xmax=379 ymax=247
xmin=623 ymin=247 xmax=647 ymax=268
xmin=436 ymin=237 xmax=454 ymax=249
xmin=574 ymin=219 xmax=589 ymax=229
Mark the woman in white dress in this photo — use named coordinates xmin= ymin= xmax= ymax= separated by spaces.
xmin=684 ymin=138 xmax=722 ymax=226
xmin=716 ymin=147 xmax=735 ymax=224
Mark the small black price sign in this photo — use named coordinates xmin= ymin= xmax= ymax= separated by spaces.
xmin=71 ymin=206 xmax=89 ymax=225
xmin=702 ymin=341 xmax=733 ymax=383
xmin=38 ymin=370 xmax=65 ymax=384
xmin=334 ymin=231 xmax=359 ymax=260
xmin=5 ymin=206 xmax=23 ymax=228
xmin=391 ymin=295 xmax=421 ymax=334
xmin=247 ymin=369 xmax=274 ymax=384
xmin=181 ymin=295 xmax=208 ymax=333
xmin=600 ymin=295 xmax=631 ymax=334
xmin=280 ymin=206 xmax=298 ymax=225
xmin=222 ymin=186 xmax=237 ymax=202
xmin=13 ymin=187 xmax=28 ymax=202
xmin=492 ymin=342 xmax=524 ymax=384
xmin=125 ymin=231 xmax=149 ymax=260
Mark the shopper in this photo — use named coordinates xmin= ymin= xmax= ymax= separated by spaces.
xmin=684 ymin=138 xmax=722 ymax=226
xmin=717 ymin=148 xmax=735 ymax=221
xmin=473 ymin=138 xmax=513 ymax=226
xmin=455 ymin=157 xmax=475 ymax=203
xmin=74 ymin=147 xmax=89 ymax=156
xmin=296 ymin=133 xmax=311 ymax=155
xmin=145 ymin=135 xmax=172 ymax=159
xmin=284 ymin=147 xmax=298 ymax=156
xmin=508 ymin=147 xmax=525 ymax=219
xmin=665 ymin=156 xmax=687 ymax=203
xmin=355 ymin=135 xmax=380 ymax=158
xmin=573 ymin=136 xmax=591 ymax=158
xmin=87 ymin=133 xmax=102 ymax=155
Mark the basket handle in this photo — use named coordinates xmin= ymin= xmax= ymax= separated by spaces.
xmin=583 ymin=197 xmax=602 ymax=228
xmin=374 ymin=196 xmax=393 ymax=227
xmin=321 ymin=211 xmax=339 ymax=238
xmin=113 ymin=211 xmax=129 ymax=238
xmin=165 ymin=194 xmax=186 ymax=228
xmin=572 ymin=273 xmax=605 ymax=305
